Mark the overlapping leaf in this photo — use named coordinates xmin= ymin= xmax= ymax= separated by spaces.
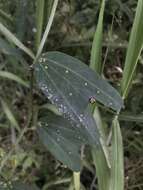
xmin=35 ymin=51 xmax=123 ymax=145
xmin=37 ymin=112 xmax=87 ymax=171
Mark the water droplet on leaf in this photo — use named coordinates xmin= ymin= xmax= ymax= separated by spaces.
xmin=57 ymin=138 xmax=60 ymax=142
xmin=97 ymin=90 xmax=100 ymax=94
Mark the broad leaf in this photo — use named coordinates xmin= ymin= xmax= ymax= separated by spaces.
xmin=35 ymin=51 xmax=123 ymax=145
xmin=35 ymin=51 xmax=123 ymax=114
xmin=37 ymin=112 xmax=87 ymax=171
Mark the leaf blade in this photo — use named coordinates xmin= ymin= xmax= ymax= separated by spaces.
xmin=37 ymin=113 xmax=87 ymax=171
xmin=110 ymin=117 xmax=124 ymax=190
xmin=35 ymin=51 xmax=123 ymax=112
xmin=121 ymin=0 xmax=143 ymax=98
xmin=0 ymin=22 xmax=35 ymax=59
xmin=90 ymin=0 xmax=105 ymax=73
xmin=0 ymin=71 xmax=29 ymax=88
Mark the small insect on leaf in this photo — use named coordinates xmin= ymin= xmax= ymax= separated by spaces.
xmin=89 ymin=97 xmax=96 ymax=104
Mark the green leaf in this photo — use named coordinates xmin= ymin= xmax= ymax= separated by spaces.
xmin=92 ymin=107 xmax=110 ymax=190
xmin=73 ymin=172 xmax=80 ymax=190
xmin=15 ymin=0 xmax=28 ymax=41
xmin=0 ymin=22 xmax=35 ymax=59
xmin=0 ymin=98 xmax=20 ymax=131
xmin=121 ymin=0 xmax=143 ymax=98
xmin=37 ymin=112 xmax=87 ymax=171
xmin=0 ymin=71 xmax=29 ymax=88
xmin=110 ymin=117 xmax=124 ymax=190
xmin=0 ymin=37 xmax=21 ymax=57
xmin=0 ymin=9 xmax=13 ymax=23
xmin=90 ymin=0 xmax=105 ymax=73
xmin=36 ymin=0 xmax=45 ymax=49
xmin=35 ymin=51 xmax=123 ymax=145
xmin=35 ymin=51 xmax=123 ymax=113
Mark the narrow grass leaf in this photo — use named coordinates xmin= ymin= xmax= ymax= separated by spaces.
xmin=73 ymin=172 xmax=80 ymax=190
xmin=92 ymin=148 xmax=110 ymax=190
xmin=89 ymin=1 xmax=111 ymax=189
xmin=15 ymin=0 xmax=28 ymax=40
xmin=0 ymin=98 xmax=20 ymax=131
xmin=36 ymin=0 xmax=45 ymax=49
xmin=0 ymin=9 xmax=13 ymax=23
xmin=0 ymin=22 xmax=35 ymax=59
xmin=90 ymin=0 xmax=105 ymax=73
xmin=92 ymin=107 xmax=110 ymax=190
xmin=121 ymin=0 xmax=143 ymax=98
xmin=0 ymin=37 xmax=21 ymax=57
xmin=0 ymin=71 xmax=29 ymax=88
xmin=110 ymin=117 xmax=124 ymax=190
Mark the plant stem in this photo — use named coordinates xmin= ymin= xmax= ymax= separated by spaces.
xmin=36 ymin=0 xmax=59 ymax=59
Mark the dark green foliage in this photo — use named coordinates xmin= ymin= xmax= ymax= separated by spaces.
xmin=35 ymin=51 xmax=123 ymax=170
xmin=0 ymin=0 xmax=143 ymax=189
xmin=35 ymin=51 xmax=123 ymax=113
xmin=37 ymin=112 xmax=87 ymax=171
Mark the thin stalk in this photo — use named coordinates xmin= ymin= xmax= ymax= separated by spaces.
xmin=36 ymin=0 xmax=59 ymax=59
xmin=0 ymin=23 xmax=35 ymax=59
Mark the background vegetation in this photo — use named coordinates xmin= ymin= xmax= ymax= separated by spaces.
xmin=0 ymin=0 xmax=143 ymax=190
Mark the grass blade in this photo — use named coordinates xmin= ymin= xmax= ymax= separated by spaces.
xmin=44 ymin=0 xmax=54 ymax=23
xmin=92 ymin=148 xmax=110 ymax=190
xmin=90 ymin=0 xmax=105 ymax=73
xmin=110 ymin=117 xmax=124 ymax=190
xmin=89 ymin=1 xmax=111 ymax=189
xmin=0 ymin=9 xmax=13 ymax=23
xmin=92 ymin=107 xmax=110 ymax=190
xmin=15 ymin=0 xmax=28 ymax=41
xmin=36 ymin=0 xmax=45 ymax=49
xmin=73 ymin=172 xmax=80 ymax=190
xmin=0 ymin=22 xmax=35 ymax=59
xmin=0 ymin=71 xmax=29 ymax=88
xmin=121 ymin=0 xmax=143 ymax=98
xmin=0 ymin=98 xmax=20 ymax=132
